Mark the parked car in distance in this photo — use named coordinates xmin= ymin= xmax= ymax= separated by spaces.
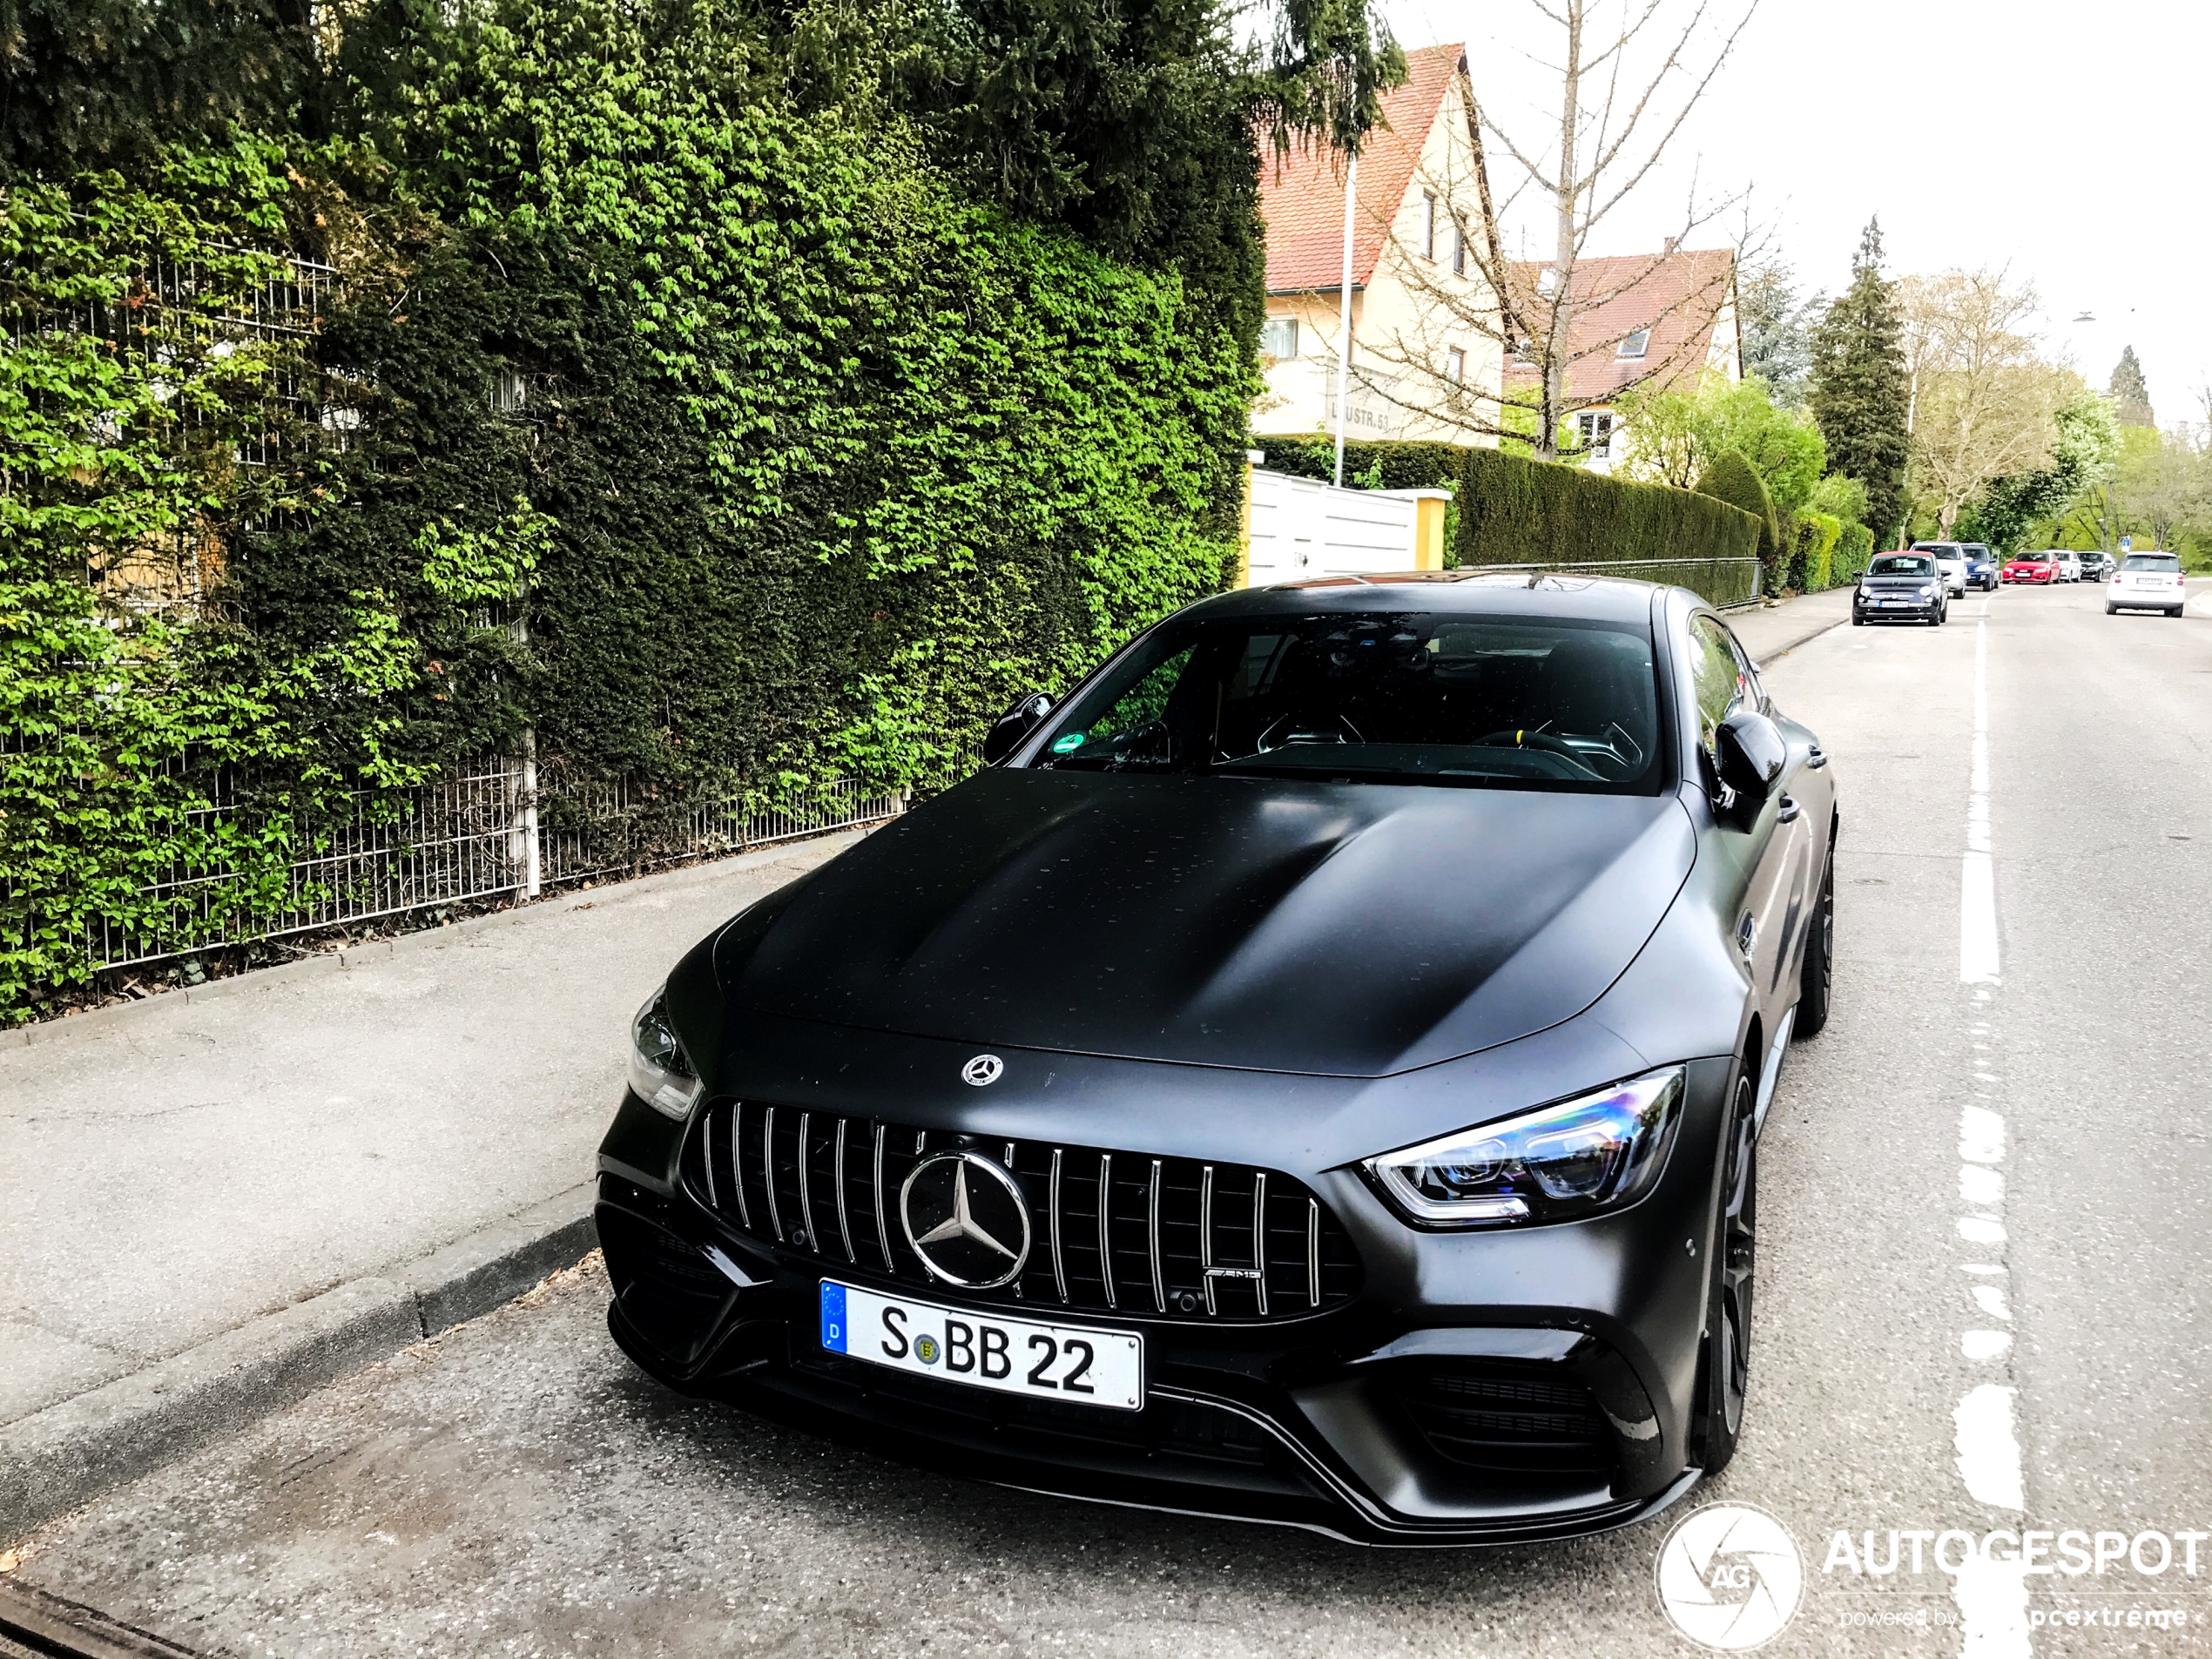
xmin=2002 ymin=552 xmax=2060 ymax=584
xmin=1912 ymin=541 xmax=1968 ymax=597
xmin=2055 ymin=551 xmax=2084 ymax=583
xmin=2080 ymin=551 xmax=2116 ymax=582
xmin=1959 ymin=544 xmax=2000 ymax=590
xmin=1854 ymin=552 xmax=1949 ymax=625
xmin=2107 ymin=550 xmax=2187 ymax=617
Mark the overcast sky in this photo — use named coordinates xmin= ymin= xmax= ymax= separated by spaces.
xmin=1371 ymin=0 xmax=2209 ymax=427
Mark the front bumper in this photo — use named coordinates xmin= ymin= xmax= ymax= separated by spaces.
xmin=594 ymin=1043 xmax=1737 ymax=1547
xmin=1854 ymin=593 xmax=1941 ymax=619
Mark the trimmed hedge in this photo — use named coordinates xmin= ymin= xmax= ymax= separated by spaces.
xmin=1832 ymin=521 xmax=1876 ymax=585
xmin=1694 ymin=448 xmax=1783 ymax=572
xmin=1785 ymin=511 xmax=1844 ymax=593
xmin=1253 ymin=435 xmax=1760 ymax=570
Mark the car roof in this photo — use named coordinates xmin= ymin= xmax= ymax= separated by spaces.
xmin=1188 ymin=571 xmax=1665 ymax=626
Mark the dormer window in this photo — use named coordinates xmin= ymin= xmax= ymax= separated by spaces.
xmin=1616 ymin=329 xmax=1650 ymax=359
xmin=1537 ymin=266 xmax=1557 ymax=295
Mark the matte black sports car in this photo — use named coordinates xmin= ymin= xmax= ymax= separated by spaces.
xmin=596 ymin=573 xmax=1839 ymax=1545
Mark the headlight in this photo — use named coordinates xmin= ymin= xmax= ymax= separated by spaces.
xmin=629 ymin=988 xmax=705 ymax=1119
xmin=1364 ymin=1069 xmax=1686 ymax=1228
xmin=1919 ymin=583 xmax=1937 ymax=597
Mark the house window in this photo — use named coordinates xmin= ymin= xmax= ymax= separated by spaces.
xmin=1260 ymin=316 xmax=1298 ymax=360
xmin=1447 ymin=347 xmax=1466 ymax=384
xmin=1537 ymin=266 xmax=1557 ymax=295
xmin=1512 ymin=335 xmax=1535 ymax=366
xmin=1451 ymin=219 xmax=1466 ymax=277
xmin=1616 ymin=329 xmax=1650 ymax=360
xmin=1578 ymin=411 xmax=1613 ymax=457
xmin=1422 ymin=192 xmax=1437 ymax=260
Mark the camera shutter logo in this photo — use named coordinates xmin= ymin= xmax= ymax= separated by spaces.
xmin=1654 ymin=1501 xmax=1804 ymax=1650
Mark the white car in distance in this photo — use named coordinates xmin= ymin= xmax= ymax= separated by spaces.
xmin=2055 ymin=551 xmax=2083 ymax=583
xmin=2107 ymin=551 xmax=2187 ymax=617
xmin=1911 ymin=540 xmax=1969 ymax=596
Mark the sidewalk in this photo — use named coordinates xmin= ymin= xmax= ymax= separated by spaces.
xmin=0 ymin=831 xmax=860 ymax=1537
xmin=1728 ymin=584 xmax=1856 ymax=665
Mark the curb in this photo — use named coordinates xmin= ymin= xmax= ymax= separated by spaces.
xmin=1750 ymin=609 xmax=1851 ymax=667
xmin=0 ymin=1184 xmax=599 ymax=1543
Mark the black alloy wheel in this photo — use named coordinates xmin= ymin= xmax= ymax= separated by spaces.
xmin=1696 ymin=1066 xmax=1758 ymax=1478
xmin=1795 ymin=833 xmax=1834 ymax=1036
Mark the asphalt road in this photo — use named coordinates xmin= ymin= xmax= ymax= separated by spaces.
xmin=12 ymin=581 xmax=2212 ymax=1658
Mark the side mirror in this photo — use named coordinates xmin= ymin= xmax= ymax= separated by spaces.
xmin=981 ymin=691 xmax=1055 ymax=765
xmin=1714 ymin=709 xmax=1787 ymax=823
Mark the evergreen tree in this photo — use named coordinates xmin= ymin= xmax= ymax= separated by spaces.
xmin=1737 ymin=260 xmax=1817 ymax=408
xmin=2108 ymin=345 xmax=2155 ymax=426
xmin=1808 ymin=218 xmax=1912 ymax=546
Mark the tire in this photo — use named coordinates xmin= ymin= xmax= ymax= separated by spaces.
xmin=2106 ymin=603 xmax=2117 ymax=615
xmin=1796 ymin=833 xmax=1834 ymax=1037
xmin=1851 ymin=613 xmax=1865 ymax=626
xmin=1696 ymin=1065 xmax=1758 ymax=1480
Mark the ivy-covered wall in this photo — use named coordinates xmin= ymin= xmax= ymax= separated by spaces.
xmin=0 ymin=0 xmax=1312 ymax=1017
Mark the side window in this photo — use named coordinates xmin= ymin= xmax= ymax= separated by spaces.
xmin=1688 ymin=615 xmax=1746 ymax=755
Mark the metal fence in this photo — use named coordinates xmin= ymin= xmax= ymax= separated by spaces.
xmin=85 ymin=756 xmax=907 ymax=974
xmin=1463 ymin=557 xmax=1763 ymax=610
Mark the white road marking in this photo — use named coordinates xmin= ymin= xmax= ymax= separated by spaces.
xmin=1952 ymin=594 xmax=2030 ymax=1656
xmin=1960 ymin=614 xmax=2000 ymax=984
xmin=1954 ymin=1386 xmax=2025 ymax=1510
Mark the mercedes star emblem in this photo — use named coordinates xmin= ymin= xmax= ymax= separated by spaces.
xmin=961 ymin=1054 xmax=1004 ymax=1087
xmin=900 ymin=1150 xmax=1032 ymax=1288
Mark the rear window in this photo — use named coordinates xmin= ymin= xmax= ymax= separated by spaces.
xmin=2121 ymin=554 xmax=2181 ymax=571
xmin=1867 ymin=556 xmax=1935 ymax=577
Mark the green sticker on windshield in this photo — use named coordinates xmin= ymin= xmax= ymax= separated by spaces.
xmin=1051 ymin=733 xmax=1084 ymax=753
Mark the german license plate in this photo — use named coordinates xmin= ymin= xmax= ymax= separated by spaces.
xmin=819 ymin=1279 xmax=1143 ymax=1411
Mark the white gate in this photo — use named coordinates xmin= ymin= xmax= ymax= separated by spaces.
xmin=1244 ymin=469 xmax=1439 ymax=584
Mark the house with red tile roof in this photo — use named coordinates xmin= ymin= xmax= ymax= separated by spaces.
xmin=1253 ymin=43 xmax=1502 ymax=448
xmin=1501 ymin=245 xmax=1743 ymax=472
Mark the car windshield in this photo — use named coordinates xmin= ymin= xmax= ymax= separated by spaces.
xmin=2121 ymin=554 xmax=2180 ymax=571
xmin=1868 ymin=556 xmax=1934 ymax=577
xmin=1030 ymin=610 xmax=1664 ymax=792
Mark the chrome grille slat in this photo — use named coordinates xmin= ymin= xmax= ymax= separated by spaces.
xmin=797 ymin=1111 xmax=818 ymax=1250
xmin=762 ymin=1106 xmax=784 ymax=1242
xmin=833 ymin=1118 xmax=854 ymax=1262
xmin=1148 ymin=1158 xmax=1166 ymax=1314
xmin=1307 ymin=1197 xmax=1321 ymax=1308
xmin=688 ymin=1103 xmax=1358 ymax=1325
xmin=873 ymin=1123 xmax=892 ymax=1270
xmin=1049 ymin=1149 xmax=1068 ymax=1304
xmin=1098 ymin=1152 xmax=1116 ymax=1310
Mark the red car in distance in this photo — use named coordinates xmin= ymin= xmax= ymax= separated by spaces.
xmin=2002 ymin=551 xmax=2060 ymax=583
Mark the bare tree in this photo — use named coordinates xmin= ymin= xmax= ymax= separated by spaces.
xmin=1898 ymin=269 xmax=2073 ymax=536
xmin=1354 ymin=0 xmax=1757 ymax=456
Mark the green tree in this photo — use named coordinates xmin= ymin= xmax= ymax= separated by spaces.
xmin=1615 ymin=371 xmax=1825 ymax=510
xmin=1961 ymin=390 xmax=2119 ymax=552
xmin=2108 ymin=345 xmax=2155 ymax=427
xmin=1737 ymin=259 xmax=1817 ymax=408
xmin=1809 ymin=218 xmax=1911 ymax=546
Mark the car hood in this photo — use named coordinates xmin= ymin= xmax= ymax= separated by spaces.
xmin=714 ymin=769 xmax=1696 ymax=1077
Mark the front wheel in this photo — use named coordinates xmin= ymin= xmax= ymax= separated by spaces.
xmin=1696 ymin=1067 xmax=1758 ymax=1479
xmin=1796 ymin=834 xmax=1834 ymax=1036
xmin=2106 ymin=603 xmax=2118 ymax=615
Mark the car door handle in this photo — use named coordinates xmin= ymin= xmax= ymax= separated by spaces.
xmin=1777 ymin=795 xmax=1801 ymax=823
xmin=1806 ymin=745 xmax=1828 ymax=770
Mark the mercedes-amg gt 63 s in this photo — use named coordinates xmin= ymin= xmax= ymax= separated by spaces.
xmin=596 ymin=573 xmax=1839 ymax=1546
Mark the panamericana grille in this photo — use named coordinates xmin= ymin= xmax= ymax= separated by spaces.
xmin=681 ymin=1099 xmax=1361 ymax=1323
